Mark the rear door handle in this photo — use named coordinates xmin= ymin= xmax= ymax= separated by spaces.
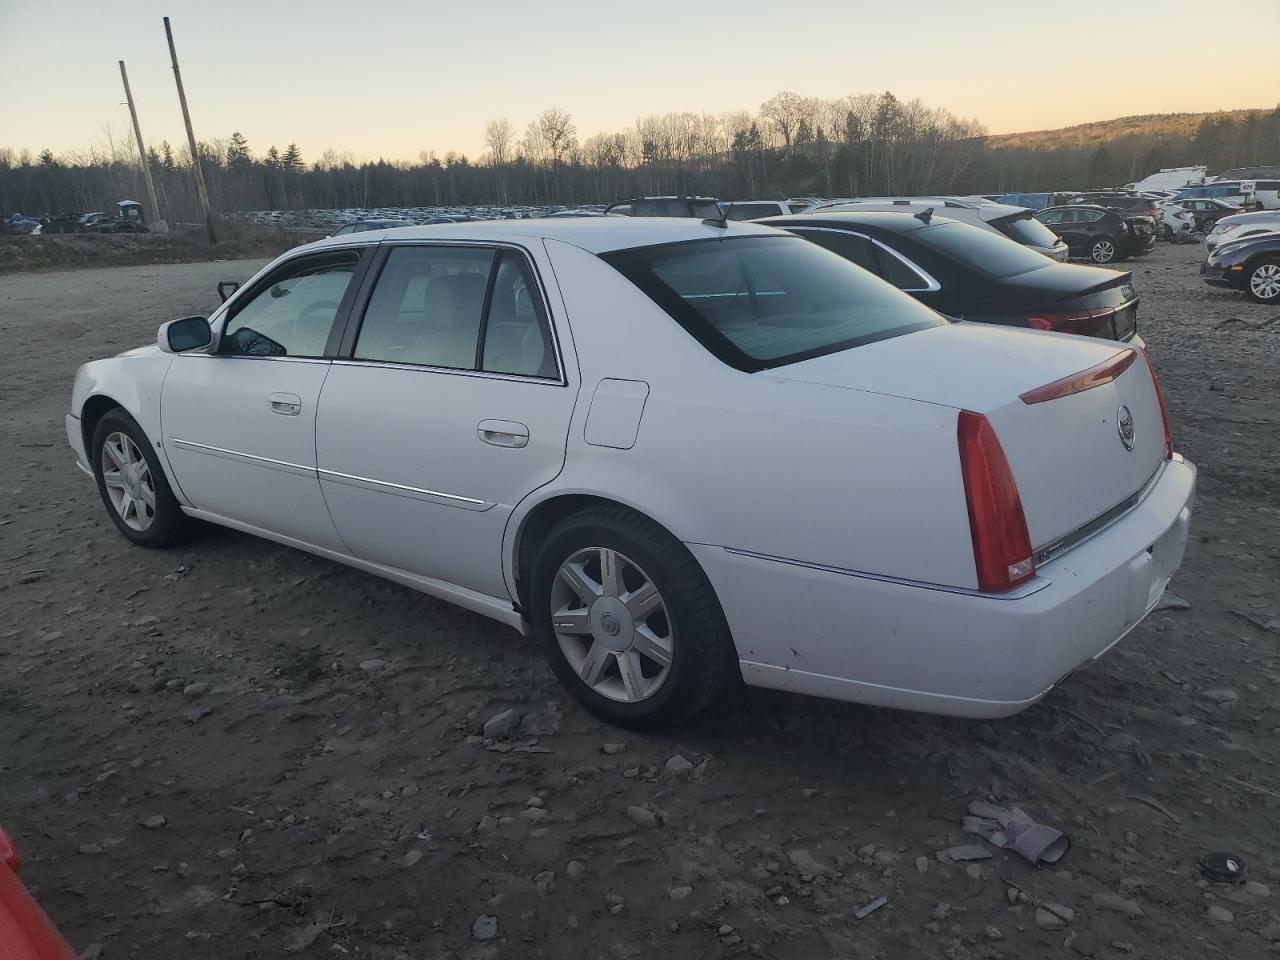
xmin=268 ymin=392 xmax=302 ymax=416
xmin=477 ymin=419 xmax=529 ymax=448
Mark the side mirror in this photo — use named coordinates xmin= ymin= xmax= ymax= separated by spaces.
xmin=217 ymin=280 xmax=241 ymax=303
xmin=158 ymin=316 xmax=212 ymax=354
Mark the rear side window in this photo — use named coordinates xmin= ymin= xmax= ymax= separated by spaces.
xmin=789 ymin=228 xmax=878 ymax=273
xmin=874 ymin=245 xmax=930 ymax=290
xmin=354 ymin=246 xmax=557 ymax=378
xmin=726 ymin=203 xmax=779 ymax=221
xmin=601 ymin=235 xmax=944 ymax=372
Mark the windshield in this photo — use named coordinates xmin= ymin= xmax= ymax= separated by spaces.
xmin=994 ymin=213 xmax=1061 ymax=249
xmin=601 ymin=235 xmax=944 ymax=371
xmin=913 ymin=221 xmax=1051 ymax=278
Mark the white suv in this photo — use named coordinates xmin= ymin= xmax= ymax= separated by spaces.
xmin=812 ymin=197 xmax=1068 ymax=261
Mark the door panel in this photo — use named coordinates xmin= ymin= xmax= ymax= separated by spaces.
xmin=162 ymin=357 xmax=346 ymax=551
xmin=316 ymin=365 xmax=573 ymax=596
xmin=315 ymin=242 xmax=575 ymax=598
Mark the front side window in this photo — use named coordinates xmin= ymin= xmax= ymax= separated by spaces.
xmin=354 ymin=245 xmax=557 ymax=378
xmin=601 ymin=235 xmax=944 ymax=372
xmin=221 ymin=253 xmax=359 ymax=357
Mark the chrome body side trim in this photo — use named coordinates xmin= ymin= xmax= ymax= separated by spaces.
xmin=785 ymin=225 xmax=942 ymax=292
xmin=719 ymin=547 xmax=1051 ymax=600
xmin=168 ymin=437 xmax=315 ymax=477
xmin=317 ymin=468 xmax=492 ymax=511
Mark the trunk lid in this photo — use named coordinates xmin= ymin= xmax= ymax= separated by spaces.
xmin=1002 ymin=265 xmax=1138 ymax=341
xmin=773 ymin=323 xmax=1166 ymax=551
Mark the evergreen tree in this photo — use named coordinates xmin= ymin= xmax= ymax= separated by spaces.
xmin=282 ymin=143 xmax=303 ymax=170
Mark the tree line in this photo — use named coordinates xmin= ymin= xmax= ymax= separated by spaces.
xmin=3 ymin=93 xmax=1278 ymax=224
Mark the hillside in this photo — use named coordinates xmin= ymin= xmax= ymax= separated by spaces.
xmin=986 ymin=108 xmax=1273 ymax=150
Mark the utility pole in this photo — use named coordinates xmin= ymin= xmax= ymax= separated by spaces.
xmin=118 ymin=60 xmax=168 ymax=234
xmin=163 ymin=16 xmax=215 ymax=243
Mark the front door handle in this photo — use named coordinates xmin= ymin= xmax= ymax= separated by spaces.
xmin=268 ymin=392 xmax=302 ymax=416
xmin=478 ymin=419 xmax=529 ymax=448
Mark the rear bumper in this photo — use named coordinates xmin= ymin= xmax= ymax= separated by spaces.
xmin=695 ymin=455 xmax=1195 ymax=718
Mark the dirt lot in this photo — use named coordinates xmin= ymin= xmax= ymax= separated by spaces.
xmin=1 ymin=242 xmax=1278 ymax=960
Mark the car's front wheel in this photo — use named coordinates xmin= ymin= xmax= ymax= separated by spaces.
xmin=91 ymin=409 xmax=190 ymax=547
xmin=1090 ymin=237 xmax=1117 ymax=263
xmin=1246 ymin=258 xmax=1280 ymax=304
xmin=529 ymin=505 xmax=736 ymax=729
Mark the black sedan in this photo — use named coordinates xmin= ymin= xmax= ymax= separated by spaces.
xmin=1202 ymin=231 xmax=1280 ymax=304
xmin=1033 ymin=205 xmax=1153 ymax=264
xmin=763 ymin=210 xmax=1141 ymax=341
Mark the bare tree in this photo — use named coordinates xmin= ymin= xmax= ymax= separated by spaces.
xmin=760 ymin=91 xmax=806 ymax=152
xmin=536 ymin=108 xmax=578 ymax=166
xmin=484 ymin=119 xmax=513 ymax=166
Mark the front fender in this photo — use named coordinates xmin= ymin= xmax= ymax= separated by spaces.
xmin=72 ymin=349 xmax=184 ymax=501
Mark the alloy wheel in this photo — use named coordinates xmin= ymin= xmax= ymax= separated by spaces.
xmin=1091 ymin=240 xmax=1116 ymax=263
xmin=1249 ymin=263 xmax=1280 ymax=301
xmin=551 ymin=546 xmax=673 ymax=703
xmin=100 ymin=432 xmax=156 ymax=531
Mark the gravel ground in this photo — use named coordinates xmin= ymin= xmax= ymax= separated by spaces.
xmin=1 ymin=242 xmax=1278 ymax=960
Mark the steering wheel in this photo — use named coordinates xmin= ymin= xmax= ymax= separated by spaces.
xmin=291 ymin=300 xmax=340 ymax=350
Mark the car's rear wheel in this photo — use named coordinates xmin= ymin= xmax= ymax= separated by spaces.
xmin=529 ymin=505 xmax=736 ymax=729
xmin=1090 ymin=237 xmax=1117 ymax=263
xmin=1246 ymin=259 xmax=1280 ymax=304
xmin=91 ymin=410 xmax=190 ymax=547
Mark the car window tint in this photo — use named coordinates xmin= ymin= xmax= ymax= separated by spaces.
xmin=355 ymin=246 xmax=495 ymax=368
xmin=913 ymin=221 xmax=1050 ymax=279
xmin=481 ymin=251 xmax=557 ymax=378
xmin=727 ymin=203 xmax=776 ymax=221
xmin=602 ymin=235 xmax=944 ymax=371
xmin=996 ymin=214 xmax=1060 ymax=247
xmin=874 ymin=245 xmax=929 ymax=290
xmin=222 ymin=254 xmax=358 ymax=357
xmin=1035 ymin=210 xmax=1062 ymax=225
xmin=791 ymin=229 xmax=878 ymax=273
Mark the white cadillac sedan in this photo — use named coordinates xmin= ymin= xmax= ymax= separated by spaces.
xmin=67 ymin=218 xmax=1195 ymax=728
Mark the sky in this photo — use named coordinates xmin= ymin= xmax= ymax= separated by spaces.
xmin=2 ymin=0 xmax=1278 ymax=164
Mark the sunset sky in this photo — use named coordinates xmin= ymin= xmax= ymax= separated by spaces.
xmin=2 ymin=0 xmax=1277 ymax=164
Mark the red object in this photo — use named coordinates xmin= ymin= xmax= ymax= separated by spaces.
xmin=1024 ymin=309 xmax=1095 ymax=332
xmin=1019 ymin=349 xmax=1137 ymax=405
xmin=957 ymin=411 xmax=1035 ymax=593
xmin=1140 ymin=348 xmax=1173 ymax=459
xmin=0 ymin=828 xmax=78 ymax=960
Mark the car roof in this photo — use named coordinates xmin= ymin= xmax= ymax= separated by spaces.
xmin=1040 ymin=204 xmax=1113 ymax=213
xmin=297 ymin=216 xmax=780 ymax=255
xmin=761 ymin=210 xmax=959 ymax=233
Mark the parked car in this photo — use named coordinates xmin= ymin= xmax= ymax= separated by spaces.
xmin=3 ymin=213 xmax=43 ymax=235
xmin=1154 ymin=200 xmax=1196 ymax=241
xmin=604 ymin=197 xmax=723 ymax=218
xmin=1204 ymin=210 xmax=1280 ymax=252
xmin=544 ymin=210 xmax=607 ymax=218
xmin=1201 ymin=231 xmax=1280 ymax=304
xmin=1067 ymin=193 xmax=1162 ymax=232
xmin=1122 ymin=166 xmax=1207 ymax=193
xmin=330 ymin=218 xmax=416 ymax=236
xmin=1178 ymin=198 xmax=1243 ymax=233
xmin=1172 ymin=181 xmax=1256 ymax=209
xmin=814 ymin=198 xmax=1069 ymax=261
xmin=766 ymin=211 xmax=1143 ymax=342
xmin=990 ymin=192 xmax=1076 ymax=211
xmin=67 ymin=218 xmax=1194 ymax=727
xmin=724 ymin=200 xmax=812 ymax=220
xmin=0 ymin=827 xmax=77 ymax=960
xmin=1034 ymin=205 xmax=1153 ymax=264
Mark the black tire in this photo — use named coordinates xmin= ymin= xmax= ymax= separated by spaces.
xmin=528 ymin=505 xmax=736 ymax=729
xmin=1245 ymin=257 xmax=1280 ymax=305
xmin=1089 ymin=236 xmax=1117 ymax=264
xmin=91 ymin=409 xmax=191 ymax=547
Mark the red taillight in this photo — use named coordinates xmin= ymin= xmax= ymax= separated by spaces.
xmin=957 ymin=411 xmax=1035 ymax=593
xmin=1140 ymin=347 xmax=1173 ymax=459
xmin=1024 ymin=309 xmax=1096 ymax=333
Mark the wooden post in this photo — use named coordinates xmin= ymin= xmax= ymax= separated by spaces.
xmin=118 ymin=60 xmax=167 ymax=234
xmin=163 ymin=16 xmax=215 ymax=243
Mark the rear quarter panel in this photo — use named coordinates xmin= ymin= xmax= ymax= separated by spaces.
xmin=512 ymin=239 xmax=977 ymax=594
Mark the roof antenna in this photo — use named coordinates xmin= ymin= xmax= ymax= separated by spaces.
xmin=703 ymin=200 xmax=728 ymax=229
xmin=914 ymin=207 xmax=934 ymax=225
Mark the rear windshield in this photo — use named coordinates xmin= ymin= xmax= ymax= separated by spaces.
xmin=601 ymin=235 xmax=944 ymax=371
xmin=993 ymin=213 xmax=1061 ymax=250
xmin=913 ymin=221 xmax=1051 ymax=278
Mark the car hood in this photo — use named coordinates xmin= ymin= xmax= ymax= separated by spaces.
xmin=1210 ymin=230 xmax=1280 ymax=259
xmin=116 ymin=343 xmax=163 ymax=359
